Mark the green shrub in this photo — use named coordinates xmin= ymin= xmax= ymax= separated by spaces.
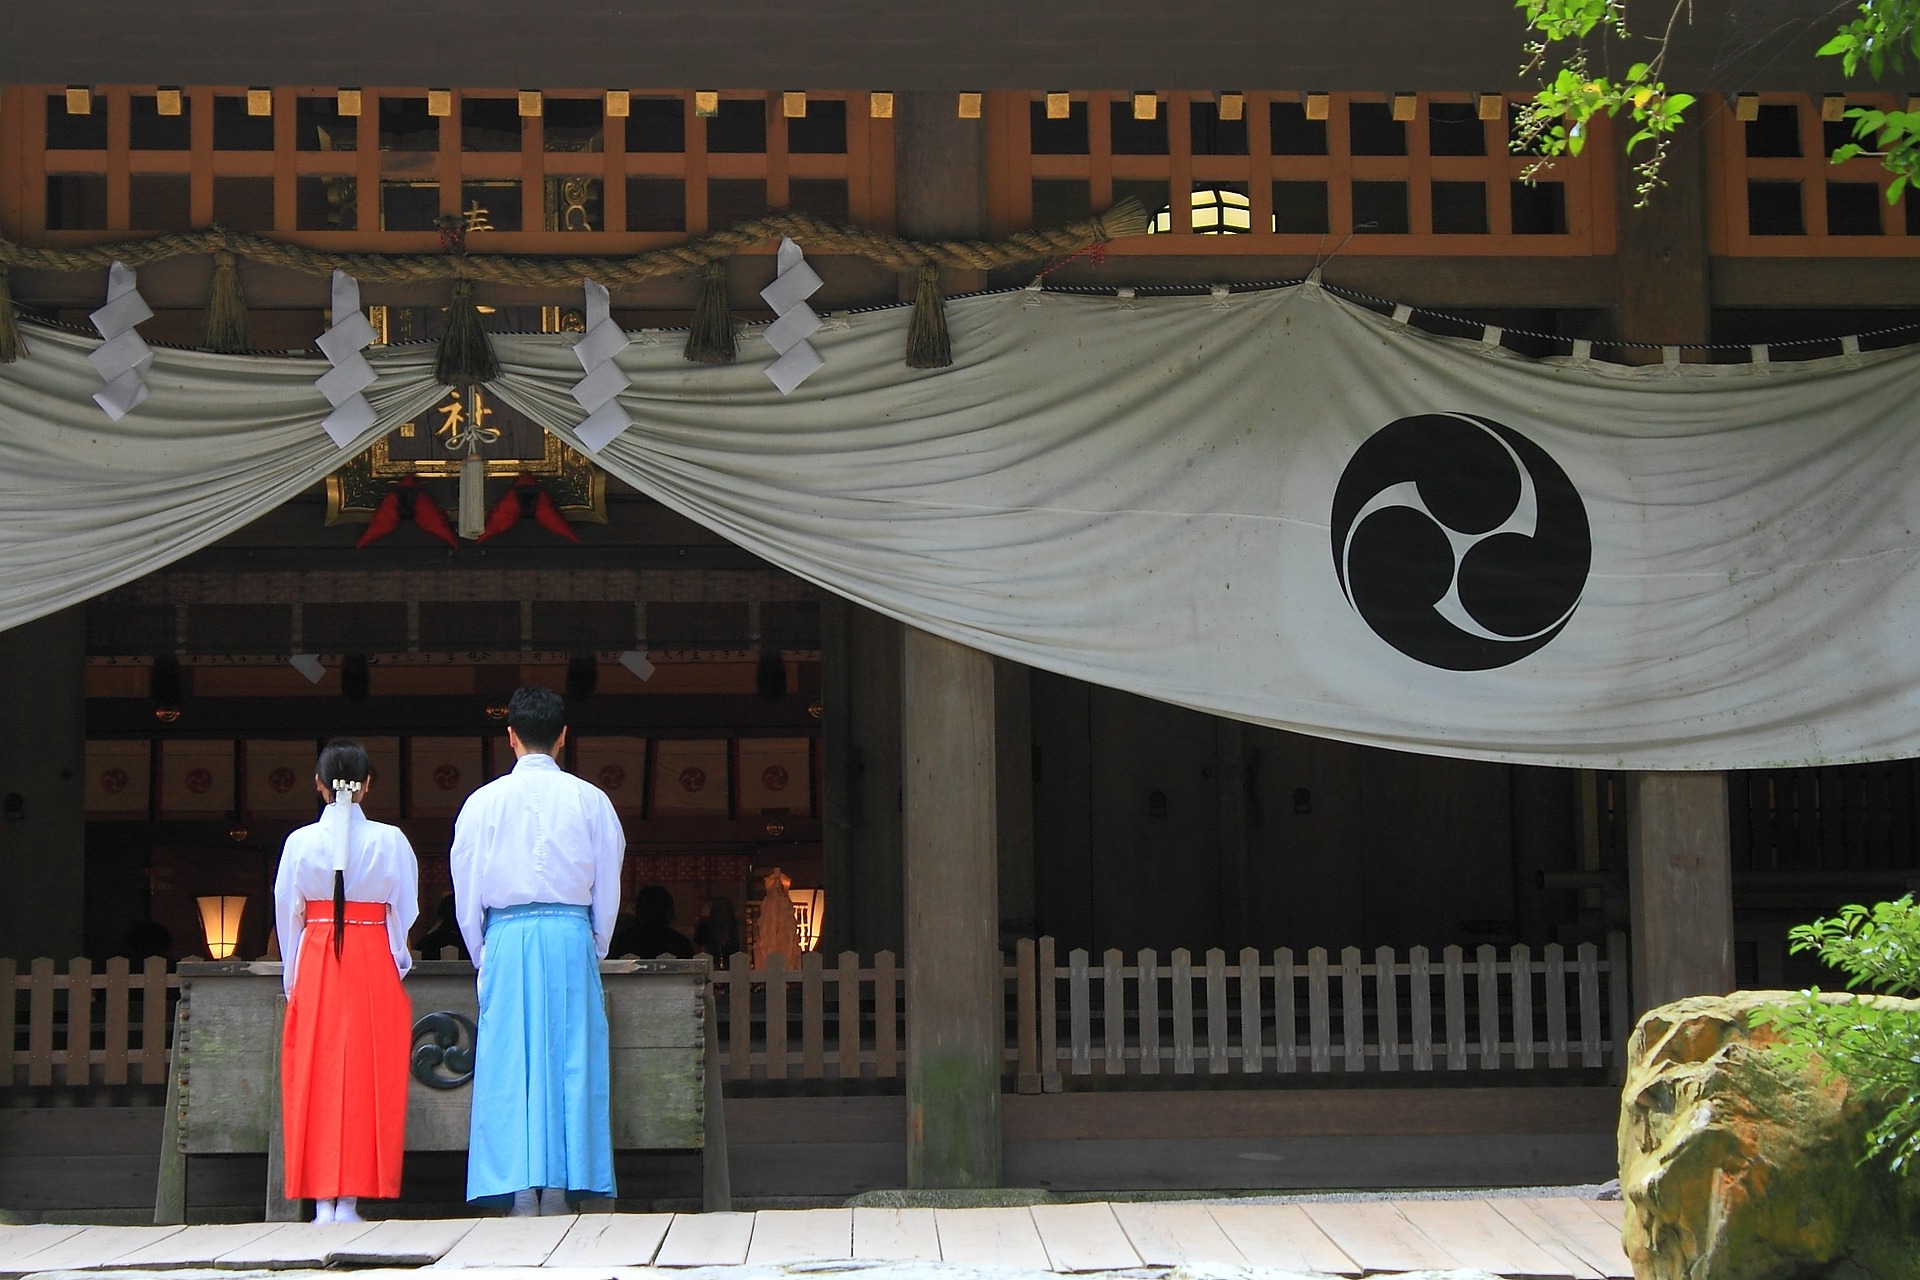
xmin=1754 ymin=895 xmax=1920 ymax=1176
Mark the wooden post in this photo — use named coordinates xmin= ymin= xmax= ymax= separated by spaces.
xmin=153 ymin=1001 xmax=187 ymax=1225
xmin=902 ymin=626 xmax=1002 ymax=1188
xmin=1627 ymin=771 xmax=1734 ymax=1013
xmin=702 ymin=986 xmax=732 ymax=1212
xmin=264 ymin=995 xmax=300 ymax=1221
xmin=1613 ymin=121 xmax=1734 ymax=1020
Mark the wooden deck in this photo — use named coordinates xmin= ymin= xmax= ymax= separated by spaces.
xmin=0 ymin=1197 xmax=1630 ymax=1276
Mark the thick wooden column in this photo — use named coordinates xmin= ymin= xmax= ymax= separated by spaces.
xmin=903 ymin=627 xmax=1002 ymax=1188
xmin=0 ymin=607 xmax=88 ymax=960
xmin=1614 ymin=122 xmax=1734 ymax=1012
xmin=895 ymin=91 xmax=1003 ymax=1188
xmin=1626 ymin=772 xmax=1734 ymax=1011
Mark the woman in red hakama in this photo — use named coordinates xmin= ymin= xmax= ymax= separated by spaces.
xmin=274 ymin=740 xmax=420 ymax=1223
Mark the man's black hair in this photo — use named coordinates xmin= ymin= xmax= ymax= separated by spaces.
xmin=508 ymin=685 xmax=567 ymax=751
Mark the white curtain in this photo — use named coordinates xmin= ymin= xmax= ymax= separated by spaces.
xmin=8 ymin=283 xmax=1920 ymax=769
xmin=0 ymin=323 xmax=443 ymax=627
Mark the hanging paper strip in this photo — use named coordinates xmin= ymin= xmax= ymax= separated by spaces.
xmin=569 ymin=278 xmax=635 ymax=453
xmin=315 ymin=270 xmax=379 ymax=448
xmin=759 ymin=237 xmax=824 ymax=394
xmin=88 ymin=261 xmax=153 ymax=420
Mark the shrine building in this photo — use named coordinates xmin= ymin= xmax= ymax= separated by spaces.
xmin=2 ymin=0 xmax=1918 ymax=1213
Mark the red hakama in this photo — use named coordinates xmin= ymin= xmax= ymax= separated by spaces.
xmin=281 ymin=901 xmax=411 ymax=1200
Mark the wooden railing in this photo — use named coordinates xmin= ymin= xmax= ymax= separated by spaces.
xmin=1009 ymin=935 xmax=1632 ymax=1092
xmin=709 ymin=950 xmax=903 ymax=1082
xmin=7 ymin=935 xmax=1627 ymax=1092
xmin=2 ymin=957 xmax=177 ymax=1087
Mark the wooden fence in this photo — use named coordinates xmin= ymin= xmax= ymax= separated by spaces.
xmin=1011 ymin=935 xmax=1632 ymax=1092
xmin=1 ymin=957 xmax=177 ymax=1087
xmin=7 ymin=936 xmax=1628 ymax=1091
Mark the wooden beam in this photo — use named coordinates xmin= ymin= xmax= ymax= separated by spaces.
xmin=86 ymin=693 xmax=820 ymax=735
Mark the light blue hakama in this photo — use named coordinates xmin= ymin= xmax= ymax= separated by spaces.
xmin=466 ymin=902 xmax=616 ymax=1205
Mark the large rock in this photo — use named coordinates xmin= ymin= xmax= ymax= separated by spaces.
xmin=1619 ymin=990 xmax=1920 ymax=1280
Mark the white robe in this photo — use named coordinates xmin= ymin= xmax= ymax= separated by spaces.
xmin=449 ymin=752 xmax=626 ymax=969
xmin=273 ymin=803 xmax=421 ymax=995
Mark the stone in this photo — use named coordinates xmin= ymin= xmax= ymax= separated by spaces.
xmin=1620 ymin=990 xmax=1920 ymax=1280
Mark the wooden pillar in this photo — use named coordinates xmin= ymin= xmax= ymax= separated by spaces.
xmin=1626 ymin=772 xmax=1734 ymax=1010
xmin=0 ymin=607 xmax=87 ymax=960
xmin=1614 ymin=122 xmax=1733 ymax=1013
xmin=895 ymin=90 xmax=1002 ymax=1188
xmin=820 ymin=598 xmax=905 ymax=957
xmin=903 ymin=627 xmax=1002 ymax=1188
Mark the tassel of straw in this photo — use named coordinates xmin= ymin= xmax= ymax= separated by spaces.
xmin=434 ymin=279 xmax=501 ymax=388
xmin=905 ymin=264 xmax=952 ymax=369
xmin=203 ymin=250 xmax=252 ymax=352
xmin=0 ymin=268 xmax=22 ymax=364
xmin=682 ymin=261 xmax=736 ymax=364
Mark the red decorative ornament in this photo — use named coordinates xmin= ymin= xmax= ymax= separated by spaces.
xmin=474 ymin=472 xmax=581 ymax=544
xmin=356 ymin=474 xmax=459 ymax=549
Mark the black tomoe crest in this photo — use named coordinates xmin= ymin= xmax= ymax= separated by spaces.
xmin=1330 ymin=413 xmax=1591 ymax=671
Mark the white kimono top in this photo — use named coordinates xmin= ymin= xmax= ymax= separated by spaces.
xmin=273 ymin=802 xmax=421 ymax=995
xmin=449 ymin=752 xmax=626 ymax=969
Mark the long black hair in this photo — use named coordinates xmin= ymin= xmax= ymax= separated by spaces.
xmin=315 ymin=739 xmax=372 ymax=959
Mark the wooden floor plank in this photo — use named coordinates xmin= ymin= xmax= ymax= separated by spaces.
xmin=933 ymin=1206 xmax=1052 ymax=1270
xmin=328 ymin=1218 xmax=479 ymax=1266
xmin=0 ymin=1224 xmax=91 ymax=1276
xmin=543 ymin=1212 xmax=674 ymax=1266
xmin=0 ymin=1225 xmax=172 ymax=1272
xmin=743 ymin=1207 xmax=853 ymax=1264
xmin=430 ymin=1214 xmax=576 ymax=1268
xmin=1112 ymin=1201 xmax=1248 ymax=1268
xmin=1301 ymin=1202 xmax=1463 ymax=1274
xmin=1514 ymin=1197 xmax=1633 ymax=1279
xmin=1585 ymin=1199 xmax=1627 ymax=1228
xmin=1029 ymin=1202 xmax=1142 ymax=1273
xmin=1394 ymin=1200 xmax=1578 ymax=1279
xmin=211 ymin=1220 xmax=381 ymax=1267
xmin=851 ymin=1207 xmax=943 ymax=1262
xmin=1207 ymin=1204 xmax=1362 ymax=1276
xmin=654 ymin=1212 xmax=756 ymax=1267
xmin=111 ymin=1221 xmax=283 ymax=1266
xmin=1486 ymin=1200 xmax=1608 ymax=1280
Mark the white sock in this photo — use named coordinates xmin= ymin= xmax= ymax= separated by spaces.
xmin=313 ymin=1198 xmax=335 ymax=1224
xmin=334 ymin=1196 xmax=362 ymax=1224
xmin=538 ymin=1186 xmax=570 ymax=1215
xmin=508 ymin=1187 xmax=538 ymax=1217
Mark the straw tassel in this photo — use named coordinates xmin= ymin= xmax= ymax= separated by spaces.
xmin=435 ymin=279 xmax=501 ymax=388
xmin=1095 ymin=195 xmax=1150 ymax=240
xmin=0 ymin=268 xmax=21 ymax=364
xmin=203 ymin=250 xmax=252 ymax=352
xmin=683 ymin=260 xmax=736 ymax=364
xmin=905 ymin=264 xmax=952 ymax=369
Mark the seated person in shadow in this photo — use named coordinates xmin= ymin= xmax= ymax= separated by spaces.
xmin=414 ymin=892 xmax=470 ymax=961
xmin=693 ymin=896 xmax=742 ymax=961
xmin=610 ymin=884 xmax=695 ymax=959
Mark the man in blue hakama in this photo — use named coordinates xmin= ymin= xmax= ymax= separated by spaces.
xmin=451 ymin=685 xmax=626 ymax=1214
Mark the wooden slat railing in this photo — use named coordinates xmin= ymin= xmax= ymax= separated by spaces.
xmin=1007 ymin=933 xmax=1632 ymax=1092
xmin=7 ymin=934 xmax=1626 ymax=1092
xmin=3 ymin=956 xmax=177 ymax=1088
xmin=708 ymin=950 xmax=903 ymax=1082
